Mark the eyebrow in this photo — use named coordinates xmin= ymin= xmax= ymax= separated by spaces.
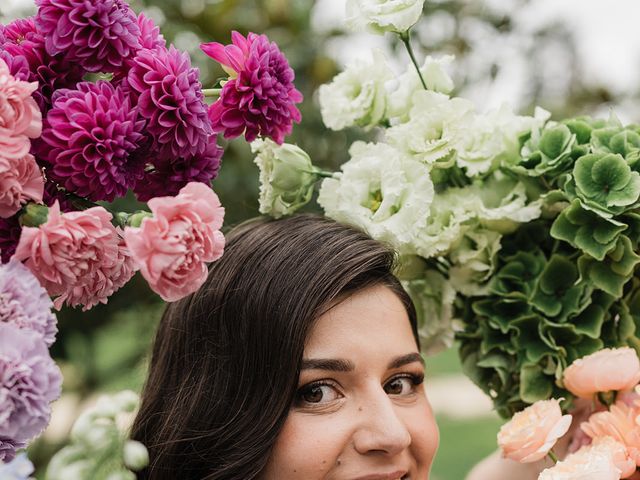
xmin=301 ymin=352 xmax=424 ymax=372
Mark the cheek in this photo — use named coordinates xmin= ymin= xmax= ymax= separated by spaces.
xmin=405 ymin=396 xmax=440 ymax=470
xmin=263 ymin=413 xmax=352 ymax=480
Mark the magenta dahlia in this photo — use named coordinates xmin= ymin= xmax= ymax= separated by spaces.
xmin=201 ymin=31 xmax=303 ymax=144
xmin=136 ymin=12 xmax=166 ymax=51
xmin=134 ymin=138 xmax=223 ymax=201
xmin=1 ymin=17 xmax=84 ymax=111
xmin=35 ymin=0 xmax=140 ymax=73
xmin=40 ymin=81 xmax=145 ymax=202
xmin=125 ymin=46 xmax=212 ymax=157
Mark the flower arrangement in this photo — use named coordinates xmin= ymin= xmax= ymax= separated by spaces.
xmin=0 ymin=0 xmax=302 ymax=473
xmin=247 ymin=0 xmax=640 ymax=477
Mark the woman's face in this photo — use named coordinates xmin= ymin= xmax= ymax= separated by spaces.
xmin=262 ymin=284 xmax=439 ymax=480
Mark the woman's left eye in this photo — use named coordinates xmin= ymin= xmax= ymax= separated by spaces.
xmin=384 ymin=374 xmax=423 ymax=396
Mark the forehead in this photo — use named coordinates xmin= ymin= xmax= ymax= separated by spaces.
xmin=304 ymin=284 xmax=417 ymax=358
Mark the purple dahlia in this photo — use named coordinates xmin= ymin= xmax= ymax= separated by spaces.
xmin=0 ymin=260 xmax=57 ymax=346
xmin=0 ymin=324 xmax=61 ymax=461
xmin=134 ymin=139 xmax=223 ymax=201
xmin=136 ymin=12 xmax=166 ymax=51
xmin=35 ymin=0 xmax=140 ymax=73
xmin=0 ymin=215 xmax=20 ymax=265
xmin=1 ymin=17 xmax=84 ymax=111
xmin=40 ymin=81 xmax=146 ymax=202
xmin=201 ymin=31 xmax=303 ymax=144
xmin=125 ymin=46 xmax=212 ymax=157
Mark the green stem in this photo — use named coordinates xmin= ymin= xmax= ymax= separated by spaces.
xmin=399 ymin=30 xmax=427 ymax=90
xmin=202 ymin=88 xmax=222 ymax=98
xmin=548 ymin=449 xmax=559 ymax=464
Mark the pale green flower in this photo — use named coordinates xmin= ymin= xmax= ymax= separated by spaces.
xmin=468 ymin=174 xmax=542 ymax=233
xmin=386 ymin=90 xmax=474 ymax=168
xmin=413 ymin=188 xmax=476 ymax=258
xmin=318 ymin=141 xmax=434 ymax=253
xmin=345 ymin=0 xmax=425 ymax=34
xmin=387 ymin=55 xmax=455 ymax=122
xmin=46 ymin=391 xmax=147 ymax=480
xmin=251 ymin=139 xmax=319 ymax=219
xmin=448 ymin=225 xmax=502 ymax=296
xmin=319 ymin=49 xmax=393 ymax=131
xmin=404 ymin=270 xmax=459 ymax=355
xmin=457 ymin=105 xmax=550 ymax=177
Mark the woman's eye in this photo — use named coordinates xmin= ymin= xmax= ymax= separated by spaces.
xmin=384 ymin=375 xmax=422 ymax=396
xmin=297 ymin=383 xmax=341 ymax=405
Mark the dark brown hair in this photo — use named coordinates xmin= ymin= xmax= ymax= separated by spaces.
xmin=131 ymin=214 xmax=418 ymax=480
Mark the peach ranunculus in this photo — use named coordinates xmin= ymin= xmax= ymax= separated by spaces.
xmin=124 ymin=182 xmax=225 ymax=302
xmin=498 ymin=398 xmax=572 ymax=463
xmin=0 ymin=153 xmax=44 ymax=218
xmin=585 ymin=437 xmax=637 ymax=478
xmin=581 ymin=402 xmax=640 ymax=467
xmin=0 ymin=57 xmax=42 ymax=160
xmin=563 ymin=348 xmax=640 ymax=399
xmin=13 ymin=202 xmax=137 ymax=310
xmin=538 ymin=444 xmax=622 ymax=480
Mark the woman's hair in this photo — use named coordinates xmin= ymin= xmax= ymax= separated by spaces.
xmin=131 ymin=214 xmax=418 ymax=480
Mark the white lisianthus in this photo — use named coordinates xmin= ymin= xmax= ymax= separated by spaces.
xmin=251 ymin=139 xmax=319 ymax=218
xmin=413 ymin=188 xmax=475 ymax=258
xmin=345 ymin=0 xmax=425 ymax=34
xmin=448 ymin=225 xmax=502 ymax=296
xmin=457 ymin=105 xmax=550 ymax=177
xmin=319 ymin=49 xmax=394 ymax=131
xmin=465 ymin=173 xmax=542 ymax=233
xmin=318 ymin=141 xmax=434 ymax=252
xmin=387 ymin=55 xmax=455 ymax=122
xmin=386 ymin=90 xmax=474 ymax=168
xmin=538 ymin=447 xmax=621 ymax=480
xmin=404 ymin=270 xmax=460 ymax=355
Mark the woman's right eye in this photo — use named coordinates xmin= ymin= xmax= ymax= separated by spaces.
xmin=296 ymin=382 xmax=342 ymax=406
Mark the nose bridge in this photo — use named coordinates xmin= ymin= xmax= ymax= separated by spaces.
xmin=353 ymin=385 xmax=412 ymax=455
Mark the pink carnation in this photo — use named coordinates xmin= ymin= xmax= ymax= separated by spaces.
xmin=13 ymin=202 xmax=137 ymax=310
xmin=0 ymin=58 xmax=41 ymax=160
xmin=124 ymin=182 xmax=225 ymax=302
xmin=0 ymin=153 xmax=43 ymax=218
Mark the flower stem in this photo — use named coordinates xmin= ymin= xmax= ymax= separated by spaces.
xmin=399 ymin=30 xmax=427 ymax=90
xmin=202 ymin=88 xmax=222 ymax=98
xmin=548 ymin=450 xmax=559 ymax=464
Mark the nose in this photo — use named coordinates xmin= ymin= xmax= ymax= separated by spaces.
xmin=352 ymin=391 xmax=412 ymax=456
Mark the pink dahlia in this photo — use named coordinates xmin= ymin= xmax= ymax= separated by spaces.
xmin=0 ymin=58 xmax=41 ymax=160
xmin=40 ymin=81 xmax=145 ymax=202
xmin=133 ymin=139 xmax=223 ymax=202
xmin=136 ymin=13 xmax=166 ymax=51
xmin=35 ymin=0 xmax=140 ymax=73
xmin=13 ymin=202 xmax=137 ymax=310
xmin=125 ymin=46 xmax=212 ymax=157
xmin=0 ymin=152 xmax=44 ymax=218
xmin=0 ymin=324 xmax=61 ymax=462
xmin=124 ymin=182 xmax=225 ymax=302
xmin=201 ymin=31 xmax=303 ymax=144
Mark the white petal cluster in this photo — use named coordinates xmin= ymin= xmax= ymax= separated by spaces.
xmin=345 ymin=0 xmax=425 ymax=34
xmin=318 ymin=141 xmax=434 ymax=253
xmin=319 ymin=49 xmax=393 ymax=131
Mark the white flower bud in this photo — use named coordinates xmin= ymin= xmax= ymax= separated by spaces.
xmin=123 ymin=440 xmax=150 ymax=471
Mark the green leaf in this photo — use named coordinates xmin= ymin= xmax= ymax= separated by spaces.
xmin=520 ymin=363 xmax=553 ymax=403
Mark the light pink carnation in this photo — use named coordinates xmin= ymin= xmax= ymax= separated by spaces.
xmin=124 ymin=182 xmax=225 ymax=302
xmin=13 ymin=202 xmax=137 ymax=310
xmin=0 ymin=58 xmax=41 ymax=160
xmin=0 ymin=153 xmax=44 ymax=218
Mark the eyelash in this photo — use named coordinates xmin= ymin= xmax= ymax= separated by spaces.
xmin=294 ymin=372 xmax=425 ymax=408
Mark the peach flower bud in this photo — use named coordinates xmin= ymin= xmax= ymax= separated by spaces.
xmin=538 ymin=445 xmax=622 ymax=480
xmin=563 ymin=348 xmax=640 ymax=399
xmin=498 ymin=399 xmax=572 ymax=463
